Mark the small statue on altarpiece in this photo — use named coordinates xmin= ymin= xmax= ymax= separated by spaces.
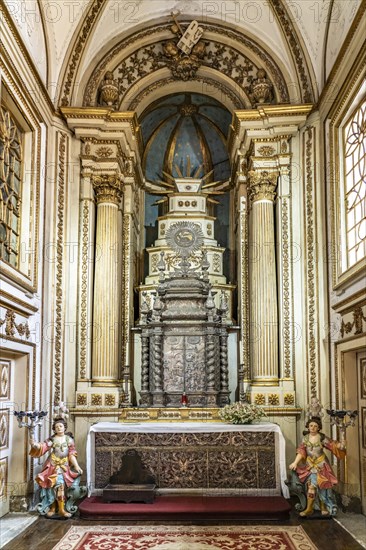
xmin=288 ymin=416 xmax=346 ymax=517
xmin=29 ymin=416 xmax=87 ymax=518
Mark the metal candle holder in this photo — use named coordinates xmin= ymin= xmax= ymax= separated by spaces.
xmin=326 ymin=409 xmax=358 ymax=445
xmin=14 ymin=410 xmax=48 ymax=438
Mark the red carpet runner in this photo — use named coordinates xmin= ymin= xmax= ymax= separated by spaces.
xmin=52 ymin=525 xmax=317 ymax=550
xmin=79 ymin=495 xmax=291 ymax=521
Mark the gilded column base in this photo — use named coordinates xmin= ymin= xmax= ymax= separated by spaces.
xmin=251 ymin=378 xmax=280 ymax=386
xmin=91 ymin=379 xmax=122 ymax=387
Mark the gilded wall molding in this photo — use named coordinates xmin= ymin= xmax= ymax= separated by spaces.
xmin=327 ymin=50 xmax=365 ymax=289
xmin=121 ymin=214 xmax=132 ymax=371
xmin=281 ymin=197 xmax=291 ymax=378
xmin=303 ymin=127 xmax=320 ymax=399
xmin=82 ymin=22 xmax=289 ymax=108
xmin=0 ymin=291 xmax=38 ymax=315
xmin=60 ymin=0 xmax=105 ymax=107
xmin=0 ymin=4 xmax=55 ymax=115
xmin=0 ymin=55 xmax=43 ymax=293
xmin=319 ymin=5 xmax=366 ymax=114
xmin=269 ymin=0 xmax=315 ymax=102
xmin=332 ymin=289 xmax=366 ymax=313
xmin=240 ymin=209 xmax=249 ymax=390
xmin=79 ymin=201 xmax=89 ymax=379
xmin=53 ymin=132 xmax=67 ymax=404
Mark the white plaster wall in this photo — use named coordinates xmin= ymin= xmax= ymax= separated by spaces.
xmin=38 ymin=0 xmax=92 ymax=99
xmin=325 ymin=0 xmax=362 ymax=79
xmin=4 ymin=0 xmax=48 ymax=84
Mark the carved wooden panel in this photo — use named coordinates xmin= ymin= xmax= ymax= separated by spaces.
xmin=0 ymin=409 xmax=9 ymax=450
xmin=94 ymin=430 xmax=278 ymax=494
xmin=0 ymin=457 xmax=7 ymax=499
xmin=0 ymin=362 xmax=10 ymax=400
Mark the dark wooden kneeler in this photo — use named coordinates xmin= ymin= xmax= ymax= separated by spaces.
xmin=102 ymin=483 xmax=156 ymax=503
xmin=102 ymin=449 xmax=156 ymax=503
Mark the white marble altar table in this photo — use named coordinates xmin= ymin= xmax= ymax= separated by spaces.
xmin=87 ymin=422 xmax=289 ymax=498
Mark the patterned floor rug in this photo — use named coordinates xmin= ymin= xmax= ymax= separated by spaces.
xmin=52 ymin=525 xmax=318 ymax=550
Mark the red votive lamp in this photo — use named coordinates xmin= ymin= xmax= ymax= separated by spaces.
xmin=181 ymin=392 xmax=188 ymax=407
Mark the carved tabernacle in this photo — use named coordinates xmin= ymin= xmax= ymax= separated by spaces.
xmin=94 ymin=429 xmax=278 ymax=494
xmin=139 ymin=232 xmax=230 ymax=408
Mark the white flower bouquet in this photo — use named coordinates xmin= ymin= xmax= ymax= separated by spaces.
xmin=219 ymin=402 xmax=266 ymax=424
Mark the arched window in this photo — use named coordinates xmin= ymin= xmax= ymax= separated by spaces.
xmin=343 ymin=99 xmax=366 ymax=268
xmin=0 ymin=105 xmax=23 ymax=268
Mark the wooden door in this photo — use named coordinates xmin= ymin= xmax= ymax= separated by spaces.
xmin=358 ymin=353 xmax=366 ymax=515
xmin=0 ymin=359 xmax=12 ymax=517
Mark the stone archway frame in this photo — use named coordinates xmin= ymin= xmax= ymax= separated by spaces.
xmin=125 ymin=72 xmax=245 ymax=115
xmin=58 ymin=1 xmax=317 ymax=108
xmin=81 ymin=22 xmax=295 ymax=110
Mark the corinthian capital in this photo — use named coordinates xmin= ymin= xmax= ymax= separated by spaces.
xmin=92 ymin=174 xmax=123 ymax=204
xmin=248 ymin=170 xmax=278 ymax=203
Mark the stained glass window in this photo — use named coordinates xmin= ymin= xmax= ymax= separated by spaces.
xmin=343 ymin=99 xmax=366 ymax=268
xmin=0 ymin=106 xmax=23 ymax=268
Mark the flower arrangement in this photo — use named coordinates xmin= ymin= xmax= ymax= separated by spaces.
xmin=219 ymin=402 xmax=266 ymax=424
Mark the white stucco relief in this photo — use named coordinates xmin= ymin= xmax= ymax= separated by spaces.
xmin=76 ymin=0 xmax=294 ymax=101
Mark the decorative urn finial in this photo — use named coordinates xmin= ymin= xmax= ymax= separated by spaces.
xmin=99 ymin=71 xmax=119 ymax=107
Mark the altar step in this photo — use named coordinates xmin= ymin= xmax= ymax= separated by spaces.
xmin=79 ymin=495 xmax=291 ymax=521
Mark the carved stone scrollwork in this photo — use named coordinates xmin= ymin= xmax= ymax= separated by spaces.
xmin=92 ymin=174 xmax=123 ymax=205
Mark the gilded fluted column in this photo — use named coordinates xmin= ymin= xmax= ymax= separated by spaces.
xmin=249 ymin=170 xmax=279 ymax=385
xmin=92 ymin=174 xmax=123 ymax=385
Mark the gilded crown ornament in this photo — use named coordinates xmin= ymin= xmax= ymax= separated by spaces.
xmin=162 ymin=11 xmax=206 ymax=81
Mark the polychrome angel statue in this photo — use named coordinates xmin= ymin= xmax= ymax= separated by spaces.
xmin=29 ymin=415 xmax=86 ymax=518
xmin=289 ymin=416 xmax=346 ymax=517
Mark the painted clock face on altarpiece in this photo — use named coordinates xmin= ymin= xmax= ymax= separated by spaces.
xmin=165 ymin=221 xmax=204 ymax=257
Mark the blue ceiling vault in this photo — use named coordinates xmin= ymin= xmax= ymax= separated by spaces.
xmin=140 ymin=93 xmax=231 ymax=184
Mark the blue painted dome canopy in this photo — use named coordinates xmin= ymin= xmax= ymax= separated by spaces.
xmin=140 ymin=93 xmax=231 ymax=185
